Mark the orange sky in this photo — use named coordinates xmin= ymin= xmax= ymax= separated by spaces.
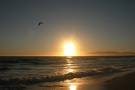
xmin=0 ymin=50 xmax=135 ymax=56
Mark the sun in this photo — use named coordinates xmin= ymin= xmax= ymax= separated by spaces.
xmin=64 ymin=42 xmax=76 ymax=56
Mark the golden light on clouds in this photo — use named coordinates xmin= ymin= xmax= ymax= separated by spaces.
xmin=63 ymin=41 xmax=76 ymax=56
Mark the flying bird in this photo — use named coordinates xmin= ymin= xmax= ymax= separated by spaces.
xmin=38 ymin=21 xmax=44 ymax=26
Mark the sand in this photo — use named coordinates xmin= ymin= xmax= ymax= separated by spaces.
xmin=19 ymin=72 xmax=135 ymax=90
xmin=104 ymin=71 xmax=135 ymax=90
xmin=1 ymin=71 xmax=135 ymax=90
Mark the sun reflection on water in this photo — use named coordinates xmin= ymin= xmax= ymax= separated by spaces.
xmin=65 ymin=58 xmax=78 ymax=90
xmin=66 ymin=58 xmax=75 ymax=73
xmin=69 ymin=83 xmax=77 ymax=90
xmin=67 ymin=68 xmax=74 ymax=73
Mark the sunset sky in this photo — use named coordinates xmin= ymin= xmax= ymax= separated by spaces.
xmin=0 ymin=0 xmax=135 ymax=56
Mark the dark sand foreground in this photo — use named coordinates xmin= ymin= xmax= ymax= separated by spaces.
xmin=104 ymin=72 xmax=135 ymax=90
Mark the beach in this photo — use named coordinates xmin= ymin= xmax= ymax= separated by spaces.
xmin=26 ymin=71 xmax=135 ymax=90
xmin=1 ymin=0 xmax=135 ymax=90
xmin=0 ymin=56 xmax=135 ymax=90
xmin=104 ymin=71 xmax=135 ymax=90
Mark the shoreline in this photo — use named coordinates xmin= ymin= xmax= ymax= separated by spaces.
xmin=104 ymin=71 xmax=135 ymax=90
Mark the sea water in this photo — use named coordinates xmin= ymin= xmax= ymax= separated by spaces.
xmin=0 ymin=56 xmax=135 ymax=90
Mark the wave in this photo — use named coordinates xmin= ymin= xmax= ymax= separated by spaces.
xmin=0 ymin=67 xmax=122 ymax=86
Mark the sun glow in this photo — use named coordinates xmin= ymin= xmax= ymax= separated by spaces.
xmin=64 ymin=42 xmax=76 ymax=56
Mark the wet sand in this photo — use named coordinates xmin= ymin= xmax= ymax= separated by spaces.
xmin=2 ymin=72 xmax=135 ymax=90
xmin=25 ymin=77 xmax=104 ymax=90
xmin=104 ymin=71 xmax=135 ymax=90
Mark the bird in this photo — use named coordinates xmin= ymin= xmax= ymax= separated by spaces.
xmin=38 ymin=21 xmax=44 ymax=26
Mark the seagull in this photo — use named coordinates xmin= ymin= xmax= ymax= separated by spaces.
xmin=38 ymin=21 xmax=44 ymax=26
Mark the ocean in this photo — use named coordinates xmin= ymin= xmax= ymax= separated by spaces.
xmin=0 ymin=56 xmax=135 ymax=90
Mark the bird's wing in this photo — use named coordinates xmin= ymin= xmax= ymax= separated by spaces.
xmin=38 ymin=22 xmax=44 ymax=26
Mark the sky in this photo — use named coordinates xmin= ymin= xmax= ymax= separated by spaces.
xmin=0 ymin=0 xmax=135 ymax=56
